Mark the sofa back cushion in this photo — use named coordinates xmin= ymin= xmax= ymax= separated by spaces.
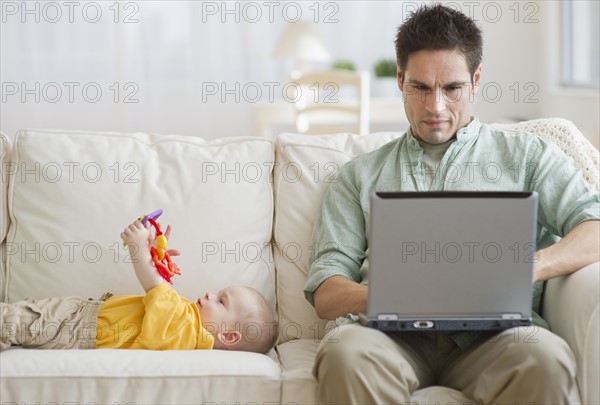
xmin=4 ymin=130 xmax=276 ymax=312
xmin=273 ymin=132 xmax=403 ymax=343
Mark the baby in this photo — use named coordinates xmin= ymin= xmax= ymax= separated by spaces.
xmin=1 ymin=220 xmax=278 ymax=353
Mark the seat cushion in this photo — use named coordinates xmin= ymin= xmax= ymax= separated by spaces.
xmin=0 ymin=348 xmax=281 ymax=403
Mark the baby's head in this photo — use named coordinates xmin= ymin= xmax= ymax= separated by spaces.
xmin=197 ymin=286 xmax=278 ymax=354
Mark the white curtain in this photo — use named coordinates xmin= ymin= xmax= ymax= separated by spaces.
xmin=1 ymin=0 xmax=411 ymax=139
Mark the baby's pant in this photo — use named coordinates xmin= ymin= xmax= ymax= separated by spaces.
xmin=0 ymin=294 xmax=110 ymax=350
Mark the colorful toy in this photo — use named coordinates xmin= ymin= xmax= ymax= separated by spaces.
xmin=140 ymin=209 xmax=164 ymax=226
xmin=138 ymin=209 xmax=181 ymax=284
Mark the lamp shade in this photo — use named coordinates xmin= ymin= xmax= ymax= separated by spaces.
xmin=272 ymin=21 xmax=332 ymax=63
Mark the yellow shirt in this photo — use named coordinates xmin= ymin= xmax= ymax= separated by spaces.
xmin=96 ymin=283 xmax=214 ymax=350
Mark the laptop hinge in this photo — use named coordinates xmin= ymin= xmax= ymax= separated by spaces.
xmin=377 ymin=314 xmax=399 ymax=321
xmin=502 ymin=313 xmax=522 ymax=320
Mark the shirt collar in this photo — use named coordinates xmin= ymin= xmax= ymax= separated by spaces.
xmin=456 ymin=117 xmax=481 ymax=144
xmin=406 ymin=116 xmax=481 ymax=149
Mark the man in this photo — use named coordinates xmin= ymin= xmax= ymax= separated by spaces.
xmin=305 ymin=4 xmax=600 ymax=404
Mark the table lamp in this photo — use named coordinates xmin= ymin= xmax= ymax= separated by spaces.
xmin=272 ymin=20 xmax=332 ymax=79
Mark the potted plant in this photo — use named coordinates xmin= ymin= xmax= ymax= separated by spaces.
xmin=373 ymin=59 xmax=399 ymax=97
xmin=374 ymin=59 xmax=397 ymax=78
xmin=332 ymin=60 xmax=356 ymax=71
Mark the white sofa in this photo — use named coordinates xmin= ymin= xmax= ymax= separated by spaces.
xmin=1 ymin=118 xmax=598 ymax=405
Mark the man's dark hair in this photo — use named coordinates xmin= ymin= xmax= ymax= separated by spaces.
xmin=395 ymin=4 xmax=483 ymax=81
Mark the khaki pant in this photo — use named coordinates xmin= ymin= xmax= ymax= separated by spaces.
xmin=314 ymin=324 xmax=580 ymax=404
xmin=0 ymin=294 xmax=110 ymax=350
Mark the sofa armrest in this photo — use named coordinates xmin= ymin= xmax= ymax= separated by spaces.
xmin=542 ymin=261 xmax=599 ymax=405
xmin=0 ymin=132 xmax=11 ymax=303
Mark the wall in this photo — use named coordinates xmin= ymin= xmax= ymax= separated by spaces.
xmin=1 ymin=1 xmax=598 ymax=148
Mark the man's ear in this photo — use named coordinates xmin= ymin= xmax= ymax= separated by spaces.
xmin=217 ymin=330 xmax=242 ymax=346
xmin=472 ymin=64 xmax=482 ymax=94
xmin=397 ymin=67 xmax=404 ymax=90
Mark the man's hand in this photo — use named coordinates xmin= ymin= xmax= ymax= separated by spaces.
xmin=314 ymin=275 xmax=368 ymax=320
xmin=533 ymin=220 xmax=600 ymax=282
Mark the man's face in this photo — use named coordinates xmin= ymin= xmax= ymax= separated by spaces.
xmin=398 ymin=49 xmax=481 ymax=144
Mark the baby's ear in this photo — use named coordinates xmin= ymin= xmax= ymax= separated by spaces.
xmin=217 ymin=331 xmax=242 ymax=346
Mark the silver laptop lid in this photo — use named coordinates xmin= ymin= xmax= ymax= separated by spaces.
xmin=368 ymin=191 xmax=537 ymax=321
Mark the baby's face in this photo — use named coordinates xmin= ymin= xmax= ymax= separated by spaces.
xmin=196 ymin=286 xmax=256 ymax=331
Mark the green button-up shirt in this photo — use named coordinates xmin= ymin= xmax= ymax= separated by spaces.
xmin=305 ymin=118 xmax=600 ymax=349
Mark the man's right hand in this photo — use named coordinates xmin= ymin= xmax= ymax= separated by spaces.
xmin=313 ymin=275 xmax=368 ymax=320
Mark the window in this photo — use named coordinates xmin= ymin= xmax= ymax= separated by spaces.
xmin=562 ymin=1 xmax=600 ymax=88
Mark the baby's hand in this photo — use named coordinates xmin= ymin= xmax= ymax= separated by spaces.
xmin=152 ymin=224 xmax=181 ymax=257
xmin=121 ymin=220 xmax=151 ymax=248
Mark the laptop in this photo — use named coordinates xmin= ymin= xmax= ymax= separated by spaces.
xmin=359 ymin=191 xmax=537 ymax=332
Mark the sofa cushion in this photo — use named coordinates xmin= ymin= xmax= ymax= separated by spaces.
xmin=4 ymin=129 xmax=276 ymax=310
xmin=277 ymin=339 xmax=320 ymax=405
xmin=0 ymin=348 xmax=281 ymax=404
xmin=273 ymin=132 xmax=403 ymax=342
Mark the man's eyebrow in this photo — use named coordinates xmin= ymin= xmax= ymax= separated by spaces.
xmin=407 ymin=79 xmax=430 ymax=88
xmin=407 ymin=79 xmax=468 ymax=88
xmin=443 ymin=80 xmax=470 ymax=88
